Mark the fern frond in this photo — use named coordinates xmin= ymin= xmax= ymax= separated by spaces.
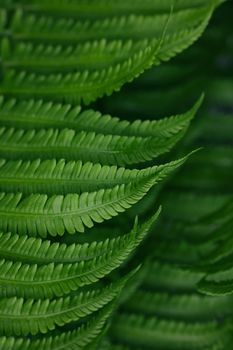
xmin=1 ymin=38 xmax=152 ymax=72
xmin=110 ymin=313 xmax=230 ymax=349
xmin=198 ymin=268 xmax=233 ymax=296
xmin=0 ymin=44 xmax=158 ymax=104
xmin=126 ymin=290 xmax=233 ymax=321
xmin=0 ymin=126 xmax=187 ymax=166
xmin=0 ymin=270 xmax=134 ymax=336
xmin=0 ymin=210 xmax=160 ymax=264
xmin=0 ymin=302 xmax=115 ymax=349
xmin=0 ymin=156 xmax=190 ymax=195
xmin=0 ymin=184 xmax=156 ymax=236
xmin=0 ymin=95 xmax=202 ymax=136
xmin=0 ymin=210 xmax=160 ymax=298
xmin=144 ymin=262 xmax=203 ymax=292
xmin=156 ymin=13 xmax=211 ymax=63
xmin=0 ymin=6 xmax=215 ymax=103
xmin=6 ymin=0 xmax=222 ymax=18
xmin=0 ymin=0 xmax=225 ymax=347
xmin=0 ymin=154 xmax=186 ymax=236
xmin=9 ymin=6 xmax=214 ymax=43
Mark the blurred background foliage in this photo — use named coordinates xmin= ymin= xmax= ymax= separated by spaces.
xmin=98 ymin=1 xmax=233 ymax=349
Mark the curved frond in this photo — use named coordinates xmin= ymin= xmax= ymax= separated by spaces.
xmin=0 ymin=155 xmax=187 ymax=237
xmin=6 ymin=0 xmax=222 ymax=18
xmin=198 ymin=268 xmax=233 ymax=296
xmin=0 ymin=95 xmax=202 ymax=136
xmin=0 ymin=209 xmax=160 ymax=264
xmin=0 ymin=270 xmax=134 ymax=336
xmin=0 ymin=44 xmax=157 ymax=104
xmin=0 ymin=302 xmax=115 ymax=350
xmin=9 ymin=6 xmax=214 ymax=43
xmin=0 ymin=156 xmax=190 ymax=195
xmin=0 ymin=126 xmax=187 ymax=166
xmin=0 ymin=5 xmax=216 ymax=103
xmin=0 ymin=210 xmax=160 ymax=298
xmin=0 ymin=0 xmax=225 ymax=348
xmin=2 ymin=39 xmax=151 ymax=73
xmin=126 ymin=290 xmax=233 ymax=321
xmin=110 ymin=313 xmax=230 ymax=350
xmin=144 ymin=262 xmax=204 ymax=292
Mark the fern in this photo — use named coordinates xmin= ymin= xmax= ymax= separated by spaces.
xmin=0 ymin=302 xmax=114 ymax=349
xmin=0 ymin=2 xmax=218 ymax=103
xmin=0 ymin=210 xmax=160 ymax=298
xmin=0 ymin=156 xmax=189 ymax=194
xmin=126 ymin=291 xmax=233 ymax=321
xmin=110 ymin=313 xmax=231 ymax=350
xmin=0 ymin=0 xmax=224 ymax=348
xmin=100 ymin=2 xmax=233 ymax=349
xmin=4 ymin=0 xmax=222 ymax=17
xmin=0 ymin=95 xmax=202 ymax=134
xmin=0 ymin=155 xmax=188 ymax=237
xmin=0 ymin=270 xmax=136 ymax=336
xmin=0 ymin=126 xmax=189 ymax=165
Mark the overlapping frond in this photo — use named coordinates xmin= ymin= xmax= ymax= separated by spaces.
xmin=0 ymin=94 xmax=202 ymax=134
xmin=0 ymin=302 xmax=114 ymax=350
xmin=0 ymin=211 xmax=160 ymax=298
xmin=0 ymin=270 xmax=135 ymax=336
xmin=0 ymin=213 xmax=157 ymax=264
xmin=0 ymin=154 xmax=187 ymax=237
xmin=0 ymin=96 xmax=202 ymax=165
xmin=0 ymin=156 xmax=190 ymax=195
xmin=0 ymin=125 xmax=189 ymax=165
xmin=102 ymin=3 xmax=233 ymax=348
xmin=0 ymin=2 xmax=219 ymax=103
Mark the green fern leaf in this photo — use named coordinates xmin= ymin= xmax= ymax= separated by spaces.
xmin=0 ymin=269 xmax=135 ymax=336
xmin=110 ymin=313 xmax=231 ymax=349
xmin=0 ymin=126 xmax=189 ymax=165
xmin=0 ymin=210 xmax=160 ymax=298
xmin=0 ymin=302 xmax=115 ymax=350
xmin=0 ymin=5 xmax=216 ymax=103
xmin=0 ymin=45 xmax=158 ymax=104
xmin=0 ymin=156 xmax=190 ymax=195
xmin=1 ymin=38 xmax=152 ymax=73
xmin=0 ymin=210 xmax=160 ymax=264
xmin=5 ymin=0 xmax=223 ymax=18
xmin=9 ymin=6 xmax=214 ymax=43
xmin=198 ymin=268 xmax=233 ymax=296
xmin=0 ymin=95 xmax=202 ymax=135
xmin=0 ymin=155 xmax=188 ymax=237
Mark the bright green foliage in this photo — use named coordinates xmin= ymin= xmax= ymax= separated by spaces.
xmin=0 ymin=1 xmax=220 ymax=103
xmin=0 ymin=212 xmax=159 ymax=264
xmin=0 ymin=96 xmax=202 ymax=166
xmin=0 ymin=156 xmax=189 ymax=195
xmin=0 ymin=94 xmax=202 ymax=134
xmin=0 ymin=210 xmax=160 ymax=298
xmin=0 ymin=303 xmax=114 ymax=349
xmin=0 ymin=156 xmax=185 ymax=237
xmin=0 ymin=0 xmax=224 ymax=349
xmin=0 ymin=126 xmax=186 ymax=165
xmin=0 ymin=270 xmax=136 ymax=336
